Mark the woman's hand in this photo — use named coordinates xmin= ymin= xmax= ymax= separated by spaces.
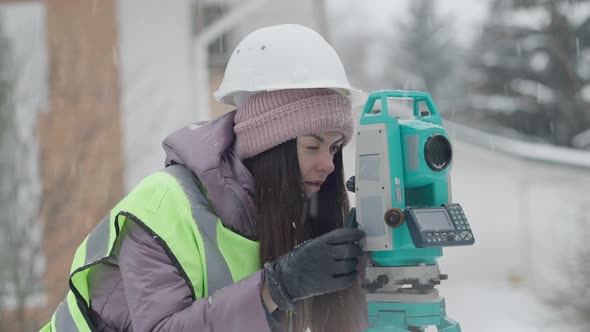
xmin=263 ymin=228 xmax=365 ymax=311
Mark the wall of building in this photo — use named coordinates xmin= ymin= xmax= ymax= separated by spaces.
xmin=116 ymin=0 xmax=196 ymax=190
xmin=39 ymin=0 xmax=125 ymax=324
xmin=222 ymin=0 xmax=324 ymax=46
xmin=117 ymin=0 xmax=326 ymax=189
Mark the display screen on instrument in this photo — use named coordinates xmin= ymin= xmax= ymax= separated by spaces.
xmin=414 ymin=208 xmax=454 ymax=231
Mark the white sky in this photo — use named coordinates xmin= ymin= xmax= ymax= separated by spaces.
xmin=328 ymin=0 xmax=490 ymax=46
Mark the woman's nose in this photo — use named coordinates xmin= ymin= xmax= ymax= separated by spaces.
xmin=318 ymin=151 xmax=335 ymax=174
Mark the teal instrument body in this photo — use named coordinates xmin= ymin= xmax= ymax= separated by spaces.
xmin=352 ymin=90 xmax=474 ymax=332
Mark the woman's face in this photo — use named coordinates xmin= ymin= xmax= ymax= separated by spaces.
xmin=297 ymin=131 xmax=344 ymax=196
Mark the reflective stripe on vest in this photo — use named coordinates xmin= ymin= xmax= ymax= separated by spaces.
xmin=162 ymin=165 xmax=233 ymax=294
xmin=54 ymin=296 xmax=77 ymax=331
xmin=45 ymin=165 xmax=237 ymax=331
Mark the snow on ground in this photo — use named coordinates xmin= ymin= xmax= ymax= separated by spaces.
xmin=438 ymin=282 xmax=587 ymax=332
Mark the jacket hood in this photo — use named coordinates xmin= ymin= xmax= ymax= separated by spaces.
xmin=163 ymin=111 xmax=257 ymax=239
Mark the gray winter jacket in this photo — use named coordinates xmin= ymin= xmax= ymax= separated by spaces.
xmin=86 ymin=111 xmax=368 ymax=331
xmin=87 ymin=111 xmax=269 ymax=331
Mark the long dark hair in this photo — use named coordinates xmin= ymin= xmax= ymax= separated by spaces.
xmin=244 ymin=139 xmax=365 ymax=332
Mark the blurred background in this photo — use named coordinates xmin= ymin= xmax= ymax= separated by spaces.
xmin=0 ymin=0 xmax=589 ymax=331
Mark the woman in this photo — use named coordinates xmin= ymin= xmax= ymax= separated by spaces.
xmin=42 ymin=24 xmax=368 ymax=332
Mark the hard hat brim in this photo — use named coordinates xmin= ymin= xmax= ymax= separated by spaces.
xmin=215 ymin=87 xmax=367 ymax=109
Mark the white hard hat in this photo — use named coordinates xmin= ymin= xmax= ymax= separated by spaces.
xmin=214 ymin=24 xmax=366 ymax=107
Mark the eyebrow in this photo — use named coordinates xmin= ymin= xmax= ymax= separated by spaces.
xmin=306 ymin=134 xmax=344 ymax=145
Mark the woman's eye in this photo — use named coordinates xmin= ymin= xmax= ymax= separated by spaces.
xmin=330 ymin=145 xmax=341 ymax=154
xmin=307 ymin=146 xmax=319 ymax=151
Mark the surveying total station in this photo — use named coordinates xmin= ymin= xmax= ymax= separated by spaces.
xmin=346 ymin=90 xmax=475 ymax=332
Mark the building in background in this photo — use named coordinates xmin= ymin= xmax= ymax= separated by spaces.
xmin=193 ymin=0 xmax=328 ymax=119
xmin=118 ymin=0 xmax=327 ymax=189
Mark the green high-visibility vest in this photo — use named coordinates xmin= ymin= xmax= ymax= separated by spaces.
xmin=40 ymin=165 xmax=260 ymax=332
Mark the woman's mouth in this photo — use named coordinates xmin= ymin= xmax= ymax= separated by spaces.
xmin=303 ymin=181 xmax=322 ymax=192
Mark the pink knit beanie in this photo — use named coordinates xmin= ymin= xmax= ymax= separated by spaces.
xmin=233 ymin=88 xmax=354 ymax=159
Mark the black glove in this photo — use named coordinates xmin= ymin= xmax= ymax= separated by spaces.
xmin=264 ymin=228 xmax=365 ymax=311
